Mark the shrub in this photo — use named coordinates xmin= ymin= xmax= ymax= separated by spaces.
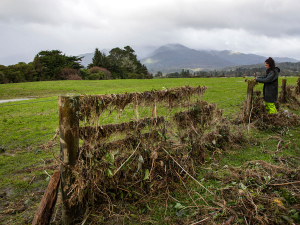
xmin=79 ymin=69 xmax=89 ymax=80
xmin=87 ymin=73 xmax=100 ymax=80
xmin=61 ymin=68 xmax=78 ymax=80
xmin=67 ymin=74 xmax=82 ymax=80
xmin=98 ymin=68 xmax=111 ymax=80
xmin=0 ymin=71 xmax=8 ymax=84
xmin=89 ymin=67 xmax=111 ymax=80
xmin=89 ymin=67 xmax=102 ymax=74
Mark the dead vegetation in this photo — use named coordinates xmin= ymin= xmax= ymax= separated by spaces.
xmin=55 ymin=85 xmax=252 ymax=224
xmin=237 ymin=90 xmax=300 ymax=133
xmin=8 ymin=83 xmax=299 ymax=224
xmin=47 ymin=83 xmax=300 ymax=224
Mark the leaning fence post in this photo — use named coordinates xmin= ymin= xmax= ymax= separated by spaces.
xmin=244 ymin=80 xmax=255 ymax=121
xmin=58 ymin=94 xmax=80 ymax=224
xmin=280 ymin=79 xmax=287 ymax=103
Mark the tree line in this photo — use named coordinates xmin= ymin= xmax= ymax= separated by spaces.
xmin=155 ymin=62 xmax=300 ymax=79
xmin=0 ymin=46 xmax=152 ymax=84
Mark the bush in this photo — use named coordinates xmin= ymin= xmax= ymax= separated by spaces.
xmin=0 ymin=71 xmax=8 ymax=84
xmin=79 ymin=69 xmax=89 ymax=80
xmin=61 ymin=68 xmax=78 ymax=80
xmin=89 ymin=67 xmax=102 ymax=74
xmin=87 ymin=73 xmax=100 ymax=80
xmin=98 ymin=68 xmax=111 ymax=80
xmin=89 ymin=67 xmax=111 ymax=80
xmin=67 ymin=74 xmax=82 ymax=80
xmin=127 ymin=72 xmax=139 ymax=79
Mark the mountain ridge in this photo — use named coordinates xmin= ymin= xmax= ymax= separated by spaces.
xmin=140 ymin=44 xmax=299 ymax=74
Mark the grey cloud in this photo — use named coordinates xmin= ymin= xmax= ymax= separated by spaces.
xmin=1 ymin=0 xmax=300 ymax=64
xmin=120 ymin=0 xmax=300 ymax=37
xmin=2 ymin=0 xmax=300 ymax=37
xmin=0 ymin=0 xmax=108 ymax=29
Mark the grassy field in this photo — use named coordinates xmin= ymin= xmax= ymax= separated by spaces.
xmin=0 ymin=77 xmax=299 ymax=224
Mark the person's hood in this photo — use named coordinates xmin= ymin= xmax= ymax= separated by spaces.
xmin=275 ymin=67 xmax=280 ymax=73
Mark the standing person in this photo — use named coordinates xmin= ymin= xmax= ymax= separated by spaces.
xmin=254 ymin=57 xmax=280 ymax=114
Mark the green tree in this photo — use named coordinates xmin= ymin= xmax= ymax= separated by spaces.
xmin=36 ymin=50 xmax=83 ymax=80
xmin=155 ymin=71 xmax=163 ymax=78
xmin=107 ymin=46 xmax=149 ymax=79
xmin=0 ymin=62 xmax=37 ymax=83
xmin=89 ymin=48 xmax=109 ymax=69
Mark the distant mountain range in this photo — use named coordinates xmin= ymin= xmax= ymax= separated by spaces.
xmin=1 ymin=44 xmax=298 ymax=70
xmin=78 ymin=44 xmax=299 ymax=74
xmin=140 ymin=44 xmax=299 ymax=74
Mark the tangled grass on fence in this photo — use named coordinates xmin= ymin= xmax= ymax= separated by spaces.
xmin=62 ymin=86 xmax=246 ymax=219
xmin=58 ymin=83 xmax=300 ymax=224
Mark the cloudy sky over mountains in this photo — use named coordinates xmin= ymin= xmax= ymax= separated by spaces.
xmin=1 ymin=0 xmax=300 ymax=65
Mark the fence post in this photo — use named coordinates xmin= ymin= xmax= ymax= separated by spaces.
xmin=295 ymin=77 xmax=300 ymax=95
xmin=280 ymin=79 xmax=287 ymax=103
xmin=244 ymin=80 xmax=255 ymax=121
xmin=58 ymin=94 xmax=80 ymax=224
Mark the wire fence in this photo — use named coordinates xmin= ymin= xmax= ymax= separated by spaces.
xmin=0 ymin=98 xmax=239 ymax=150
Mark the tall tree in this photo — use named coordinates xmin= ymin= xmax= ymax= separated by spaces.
xmin=89 ymin=48 xmax=108 ymax=69
xmin=36 ymin=50 xmax=83 ymax=80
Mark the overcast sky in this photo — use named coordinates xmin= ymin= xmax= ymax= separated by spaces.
xmin=1 ymin=0 xmax=300 ymax=65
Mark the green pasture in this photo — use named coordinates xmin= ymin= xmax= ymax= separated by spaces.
xmin=0 ymin=77 xmax=299 ymax=224
xmin=0 ymin=77 xmax=298 ymax=148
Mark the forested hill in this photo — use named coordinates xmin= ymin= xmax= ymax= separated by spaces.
xmin=219 ymin=61 xmax=300 ymax=71
xmin=214 ymin=61 xmax=300 ymax=77
xmin=162 ymin=61 xmax=300 ymax=78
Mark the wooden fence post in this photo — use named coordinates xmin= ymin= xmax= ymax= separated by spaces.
xmin=244 ymin=80 xmax=255 ymax=121
xmin=280 ymin=79 xmax=287 ymax=103
xmin=295 ymin=77 xmax=300 ymax=95
xmin=32 ymin=171 xmax=61 ymax=225
xmin=59 ymin=94 xmax=80 ymax=224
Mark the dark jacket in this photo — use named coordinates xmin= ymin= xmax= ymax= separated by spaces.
xmin=256 ymin=67 xmax=280 ymax=103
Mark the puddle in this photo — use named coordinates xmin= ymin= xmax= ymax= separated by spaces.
xmin=0 ymin=98 xmax=34 ymax=104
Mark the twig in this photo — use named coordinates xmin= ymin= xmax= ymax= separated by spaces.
xmin=244 ymin=216 xmax=249 ymax=225
xmin=222 ymin=216 xmax=234 ymax=225
xmin=288 ymin=156 xmax=300 ymax=161
xmin=113 ymin=142 xmax=141 ymax=176
xmin=80 ymin=213 xmax=91 ymax=225
xmin=194 ymin=191 xmax=209 ymax=206
xmin=189 ymin=217 xmax=210 ymax=225
xmin=44 ymin=170 xmax=51 ymax=178
xmin=179 ymin=175 xmax=198 ymax=207
xmin=28 ymin=176 xmax=36 ymax=185
xmin=164 ymin=187 xmax=169 ymax=217
xmin=189 ymin=208 xmax=223 ymax=225
xmin=280 ymin=158 xmax=297 ymax=168
xmin=170 ymin=195 xmax=180 ymax=202
xmin=269 ymin=181 xmax=300 ymax=186
xmin=52 ymin=209 xmax=58 ymax=222
xmin=162 ymin=147 xmax=216 ymax=197
xmin=94 ymin=182 xmax=113 ymax=216
xmin=246 ymin=190 xmax=257 ymax=215
xmin=274 ymin=139 xmax=283 ymax=155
